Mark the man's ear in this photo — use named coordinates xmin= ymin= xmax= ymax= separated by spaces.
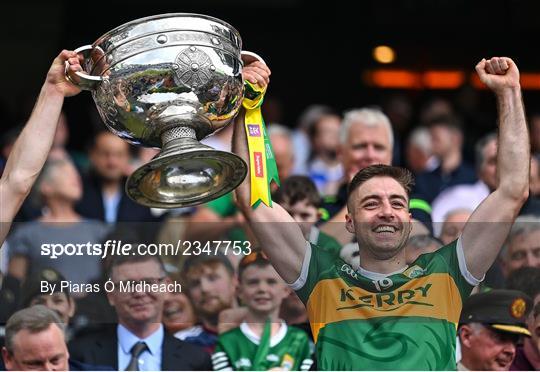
xmin=458 ymin=325 xmax=473 ymax=348
xmin=345 ymin=213 xmax=355 ymax=234
xmin=2 ymin=346 xmax=13 ymax=370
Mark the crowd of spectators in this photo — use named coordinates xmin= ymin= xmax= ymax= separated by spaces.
xmin=1 ymin=53 xmax=540 ymax=371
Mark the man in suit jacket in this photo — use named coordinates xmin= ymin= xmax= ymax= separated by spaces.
xmin=68 ymin=253 xmax=211 ymax=371
xmin=1 ymin=305 xmax=112 ymax=371
xmin=75 ymin=131 xmax=156 ymax=224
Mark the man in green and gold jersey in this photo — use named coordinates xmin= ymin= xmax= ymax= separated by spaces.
xmin=233 ymin=56 xmax=530 ymax=370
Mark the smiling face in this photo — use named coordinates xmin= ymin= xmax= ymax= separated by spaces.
xmin=162 ymin=292 xmax=196 ymax=333
xmin=184 ymin=263 xmax=237 ymax=320
xmin=107 ymin=259 xmax=167 ymax=327
xmin=346 ymin=176 xmax=412 ymax=260
xmin=238 ymin=263 xmax=290 ymax=316
xmin=29 ymin=293 xmax=75 ymax=324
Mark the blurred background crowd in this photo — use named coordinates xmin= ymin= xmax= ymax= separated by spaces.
xmin=1 ymin=0 xmax=540 ymax=370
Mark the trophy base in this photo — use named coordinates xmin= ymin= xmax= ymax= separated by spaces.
xmin=126 ymin=144 xmax=247 ymax=208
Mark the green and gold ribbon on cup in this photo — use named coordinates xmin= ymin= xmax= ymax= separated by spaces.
xmin=242 ymin=81 xmax=280 ymax=208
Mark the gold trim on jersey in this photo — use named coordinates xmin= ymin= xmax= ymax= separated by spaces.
xmin=306 ymin=273 xmax=463 ymax=341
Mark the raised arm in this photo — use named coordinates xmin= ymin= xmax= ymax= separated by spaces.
xmin=461 ymin=57 xmax=529 ymax=279
xmin=233 ymin=60 xmax=306 ymax=284
xmin=0 ymin=50 xmax=82 ymax=244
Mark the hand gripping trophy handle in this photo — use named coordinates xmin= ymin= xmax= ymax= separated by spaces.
xmin=64 ymin=45 xmax=105 ymax=91
xmin=63 ymin=14 xmax=260 ymax=208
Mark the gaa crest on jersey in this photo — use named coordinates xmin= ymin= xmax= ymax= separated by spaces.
xmin=280 ymin=354 xmax=294 ymax=370
xmin=403 ymin=265 xmax=426 ymax=279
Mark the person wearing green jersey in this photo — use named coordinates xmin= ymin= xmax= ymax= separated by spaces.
xmin=212 ymin=251 xmax=313 ymax=371
xmin=233 ymin=56 xmax=529 ymax=370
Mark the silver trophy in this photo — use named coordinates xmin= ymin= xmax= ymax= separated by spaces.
xmin=66 ymin=13 xmax=255 ymax=208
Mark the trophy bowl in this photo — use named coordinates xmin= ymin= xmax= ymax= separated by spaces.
xmin=66 ymin=13 xmax=250 ymax=208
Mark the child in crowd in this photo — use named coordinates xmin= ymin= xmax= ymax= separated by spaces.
xmin=273 ymin=175 xmax=342 ymax=256
xmin=212 ymin=252 xmax=313 ymax=371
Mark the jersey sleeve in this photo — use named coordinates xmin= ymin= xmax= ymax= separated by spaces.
xmin=428 ymin=238 xmax=484 ymax=301
xmin=290 ymin=241 xmax=337 ymax=304
xmin=212 ymin=340 xmax=234 ymax=371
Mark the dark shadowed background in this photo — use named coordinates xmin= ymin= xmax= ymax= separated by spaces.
xmin=3 ymin=0 xmax=540 ymax=151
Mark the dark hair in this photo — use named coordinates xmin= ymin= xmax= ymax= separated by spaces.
xmin=505 ymin=266 xmax=540 ymax=299
xmin=106 ymin=252 xmax=166 ymax=279
xmin=347 ymin=164 xmax=414 ymax=202
xmin=272 ymin=175 xmax=321 ymax=207
xmin=238 ymin=251 xmax=270 ymax=281
xmin=426 ymin=114 xmax=463 ymax=133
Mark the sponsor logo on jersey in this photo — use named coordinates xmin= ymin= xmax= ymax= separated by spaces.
xmin=340 ymin=264 xmax=359 ymax=280
xmin=338 ymin=283 xmax=433 ymax=311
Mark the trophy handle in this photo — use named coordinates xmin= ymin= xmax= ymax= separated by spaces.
xmin=241 ymin=51 xmax=266 ymax=65
xmin=64 ymin=45 xmax=104 ymax=91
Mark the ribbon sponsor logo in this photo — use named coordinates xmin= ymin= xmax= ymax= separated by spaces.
xmin=254 ymin=152 xmax=264 ymax=177
xmin=247 ymin=124 xmax=261 ymax=137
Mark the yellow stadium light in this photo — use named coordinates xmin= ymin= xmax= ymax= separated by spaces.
xmin=373 ymin=45 xmax=396 ymax=64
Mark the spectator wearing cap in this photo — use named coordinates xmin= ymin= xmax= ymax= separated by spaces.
xmin=180 ymin=252 xmax=238 ymax=353
xmin=68 ymin=253 xmax=211 ymax=370
xmin=458 ymin=289 xmax=533 ymax=371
